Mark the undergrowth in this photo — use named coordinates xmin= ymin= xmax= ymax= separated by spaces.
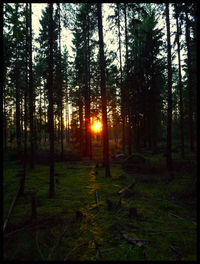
xmin=3 ymin=151 xmax=197 ymax=261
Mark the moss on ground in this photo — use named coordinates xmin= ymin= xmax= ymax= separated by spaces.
xmin=3 ymin=153 xmax=196 ymax=261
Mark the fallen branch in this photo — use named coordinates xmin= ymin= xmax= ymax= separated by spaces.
xmin=122 ymin=233 xmax=149 ymax=260
xmin=64 ymin=241 xmax=89 ymax=261
xmin=47 ymin=221 xmax=72 ymax=260
xmin=122 ymin=233 xmax=148 ymax=247
xmin=168 ymin=212 xmax=197 ymax=225
xmin=3 ymin=181 xmax=22 ymax=232
xmin=4 ymin=213 xmax=65 ymax=238
xmin=83 ymin=202 xmax=103 ymax=213
xmin=169 ymin=244 xmax=180 ymax=255
xmin=117 ymin=180 xmax=135 ymax=196
xmin=168 ymin=212 xmax=185 ymax=220
xmin=147 ymin=230 xmax=196 ymax=235
xmin=35 ymin=231 xmax=45 ymax=260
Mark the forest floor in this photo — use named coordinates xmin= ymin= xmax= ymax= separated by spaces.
xmin=3 ymin=141 xmax=197 ymax=261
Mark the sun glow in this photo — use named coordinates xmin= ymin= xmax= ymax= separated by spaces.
xmin=91 ymin=120 xmax=102 ymax=133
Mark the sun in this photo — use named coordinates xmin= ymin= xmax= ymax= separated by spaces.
xmin=91 ymin=120 xmax=102 ymax=133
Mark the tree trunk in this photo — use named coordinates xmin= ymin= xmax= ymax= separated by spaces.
xmin=16 ymin=75 xmax=21 ymax=151
xmin=97 ymin=3 xmax=110 ymax=177
xmin=117 ymin=3 xmax=125 ymax=153
xmin=58 ymin=3 xmax=64 ymax=161
xmin=79 ymin=95 xmax=84 ymax=155
xmin=44 ymin=89 xmax=47 ymax=143
xmin=175 ymin=4 xmax=185 ymax=158
xmin=39 ymin=80 xmax=42 ymax=143
xmin=65 ymin=86 xmax=70 ymax=143
xmin=185 ymin=9 xmax=194 ymax=152
xmin=29 ymin=3 xmax=35 ymax=169
xmin=165 ymin=3 xmax=172 ymax=170
xmin=48 ymin=3 xmax=55 ymax=198
xmin=20 ymin=3 xmax=29 ymax=195
xmin=124 ymin=3 xmax=132 ymax=155
xmin=13 ymin=5 xmax=21 ymax=152
xmin=84 ymin=13 xmax=92 ymax=159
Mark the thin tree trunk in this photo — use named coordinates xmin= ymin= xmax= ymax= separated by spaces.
xmin=185 ymin=10 xmax=194 ymax=152
xmin=39 ymin=80 xmax=42 ymax=143
xmin=79 ymin=95 xmax=83 ymax=155
xmin=48 ymin=3 xmax=55 ymax=198
xmin=14 ymin=5 xmax=21 ymax=152
xmin=16 ymin=76 xmax=21 ymax=151
xmin=124 ymin=3 xmax=132 ymax=155
xmin=3 ymin=69 xmax=7 ymax=152
xmin=97 ymin=3 xmax=110 ymax=177
xmin=65 ymin=86 xmax=69 ymax=143
xmin=87 ymin=23 xmax=92 ymax=160
xmin=44 ymin=89 xmax=47 ymax=143
xmin=29 ymin=3 xmax=35 ymax=169
xmin=3 ymin=95 xmax=7 ymax=152
xmin=84 ymin=12 xmax=92 ymax=158
xmin=175 ymin=4 xmax=185 ymax=159
xmin=165 ymin=3 xmax=172 ymax=170
xmin=20 ymin=3 xmax=29 ymax=195
xmin=58 ymin=3 xmax=64 ymax=160
xmin=117 ymin=3 xmax=125 ymax=153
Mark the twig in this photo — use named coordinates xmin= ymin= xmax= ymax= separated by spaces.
xmin=63 ymin=241 xmax=88 ymax=261
xmin=47 ymin=221 xmax=72 ymax=261
xmin=117 ymin=180 xmax=135 ymax=196
xmin=4 ymin=212 xmax=66 ymax=238
xmin=168 ymin=212 xmax=197 ymax=225
xmin=169 ymin=244 xmax=180 ymax=254
xmin=35 ymin=231 xmax=45 ymax=260
xmin=3 ymin=181 xmax=21 ymax=232
xmin=122 ymin=233 xmax=149 ymax=260
xmin=83 ymin=203 xmax=102 ymax=213
xmin=122 ymin=233 xmax=149 ymax=247
xmin=168 ymin=212 xmax=185 ymax=220
xmin=147 ymin=230 xmax=196 ymax=235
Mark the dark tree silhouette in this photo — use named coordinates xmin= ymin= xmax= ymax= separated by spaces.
xmin=165 ymin=3 xmax=172 ymax=170
xmin=48 ymin=3 xmax=55 ymax=198
xmin=97 ymin=3 xmax=110 ymax=178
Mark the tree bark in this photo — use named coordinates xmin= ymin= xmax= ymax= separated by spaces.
xmin=165 ymin=3 xmax=172 ymax=170
xmin=16 ymin=74 xmax=21 ymax=151
xmin=84 ymin=12 xmax=91 ymax=158
xmin=175 ymin=4 xmax=185 ymax=158
xmin=97 ymin=3 xmax=110 ymax=177
xmin=48 ymin=3 xmax=55 ymax=198
xmin=14 ymin=5 xmax=21 ymax=152
xmin=20 ymin=3 xmax=29 ymax=195
xmin=117 ymin=3 xmax=125 ymax=153
xmin=124 ymin=3 xmax=132 ymax=155
xmin=29 ymin=3 xmax=35 ymax=169
xmin=79 ymin=95 xmax=84 ymax=155
xmin=185 ymin=9 xmax=194 ymax=152
xmin=58 ymin=3 xmax=64 ymax=161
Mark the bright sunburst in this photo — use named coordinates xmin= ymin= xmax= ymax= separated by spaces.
xmin=91 ymin=120 xmax=102 ymax=133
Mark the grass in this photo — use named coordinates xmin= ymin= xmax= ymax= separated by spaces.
xmin=3 ymin=147 xmax=197 ymax=261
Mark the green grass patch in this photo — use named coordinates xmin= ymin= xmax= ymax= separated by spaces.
xmin=3 ymin=154 xmax=196 ymax=261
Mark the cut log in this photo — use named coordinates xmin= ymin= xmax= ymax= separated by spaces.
xmin=122 ymin=233 xmax=148 ymax=247
xmin=117 ymin=180 xmax=135 ymax=196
